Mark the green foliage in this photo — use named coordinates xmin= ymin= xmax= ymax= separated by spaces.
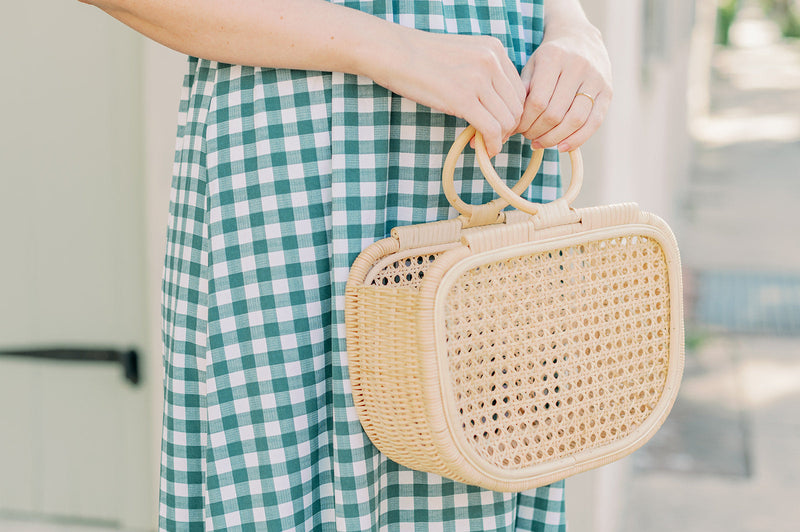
xmin=684 ymin=328 xmax=712 ymax=352
xmin=760 ymin=0 xmax=800 ymax=38
xmin=716 ymin=0 xmax=740 ymax=46
xmin=783 ymin=16 xmax=800 ymax=37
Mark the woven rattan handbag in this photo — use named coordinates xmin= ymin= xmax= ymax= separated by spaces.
xmin=345 ymin=126 xmax=684 ymax=492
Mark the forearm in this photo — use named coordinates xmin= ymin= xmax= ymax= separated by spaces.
xmin=80 ymin=0 xmax=405 ymax=78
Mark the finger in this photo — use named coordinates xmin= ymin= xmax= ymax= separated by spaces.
xmin=498 ymin=56 xmax=527 ymax=105
xmin=516 ymin=58 xmax=559 ymax=135
xmin=492 ymin=75 xmax=525 ymax=128
xmin=523 ymin=67 xmax=584 ymax=145
xmin=520 ymin=59 xmax=534 ymax=88
xmin=478 ymin=86 xmax=518 ymax=145
xmin=482 ymin=35 xmax=526 ymax=105
xmin=468 ymin=105 xmax=504 ymax=158
xmin=532 ymin=90 xmax=594 ymax=148
xmin=556 ymin=90 xmax=612 ymax=151
xmin=479 ymin=37 xmax=525 ymax=125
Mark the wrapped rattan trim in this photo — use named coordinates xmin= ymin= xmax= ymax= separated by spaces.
xmin=428 ymin=223 xmax=684 ymax=491
xmin=363 ymin=243 xmax=461 ymax=287
xmin=347 ymin=236 xmax=401 ymax=289
xmin=579 ymin=203 xmax=641 ymax=230
xmin=391 ymin=218 xmax=465 ymax=250
xmin=462 ymin=203 xmax=643 ymax=252
xmin=414 ymin=245 xmax=475 ymax=480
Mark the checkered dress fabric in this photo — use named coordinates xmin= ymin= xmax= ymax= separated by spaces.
xmin=160 ymin=0 xmax=565 ymax=530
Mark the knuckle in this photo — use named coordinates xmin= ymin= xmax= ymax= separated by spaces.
xmin=523 ymin=125 xmax=544 ymax=140
xmin=541 ymin=110 xmax=562 ymax=126
xmin=566 ymin=115 xmax=584 ymax=129
xmin=526 ymin=97 xmax=547 ymax=115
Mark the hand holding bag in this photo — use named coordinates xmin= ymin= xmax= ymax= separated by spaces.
xmin=345 ymin=126 xmax=684 ymax=491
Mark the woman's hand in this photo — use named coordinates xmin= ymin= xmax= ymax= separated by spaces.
xmin=515 ymin=17 xmax=612 ymax=152
xmin=368 ymin=31 xmax=526 ymax=158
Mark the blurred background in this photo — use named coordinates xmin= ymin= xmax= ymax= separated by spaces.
xmin=0 ymin=0 xmax=798 ymax=530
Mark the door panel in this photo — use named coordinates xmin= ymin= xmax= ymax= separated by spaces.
xmin=0 ymin=2 xmax=155 ymax=528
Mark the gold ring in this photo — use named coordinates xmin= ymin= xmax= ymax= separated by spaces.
xmin=576 ymin=92 xmax=595 ymax=106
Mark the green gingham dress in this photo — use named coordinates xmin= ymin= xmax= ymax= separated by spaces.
xmin=160 ymin=0 xmax=565 ymax=530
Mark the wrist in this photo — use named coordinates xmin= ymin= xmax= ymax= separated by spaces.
xmin=349 ymin=20 xmax=415 ymax=85
xmin=541 ymin=0 xmax=601 ymax=43
xmin=543 ymin=17 xmax=602 ymax=44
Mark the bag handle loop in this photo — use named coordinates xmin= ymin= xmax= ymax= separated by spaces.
xmin=441 ymin=125 xmax=583 ymax=219
xmin=475 ymin=128 xmax=584 ymax=214
xmin=442 ymin=126 xmax=543 ymax=219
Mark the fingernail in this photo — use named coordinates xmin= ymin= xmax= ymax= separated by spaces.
xmin=558 ymin=142 xmax=570 ymax=152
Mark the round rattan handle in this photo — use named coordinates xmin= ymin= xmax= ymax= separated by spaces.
xmin=442 ymin=125 xmax=544 ymax=218
xmin=473 ymin=129 xmax=583 ymax=215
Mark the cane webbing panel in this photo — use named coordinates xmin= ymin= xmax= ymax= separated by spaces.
xmin=442 ymin=234 xmax=671 ymax=470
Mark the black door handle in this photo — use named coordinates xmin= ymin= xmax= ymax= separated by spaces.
xmin=0 ymin=348 xmax=140 ymax=385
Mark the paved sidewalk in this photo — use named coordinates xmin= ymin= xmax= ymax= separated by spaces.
xmin=620 ymin=5 xmax=800 ymax=532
